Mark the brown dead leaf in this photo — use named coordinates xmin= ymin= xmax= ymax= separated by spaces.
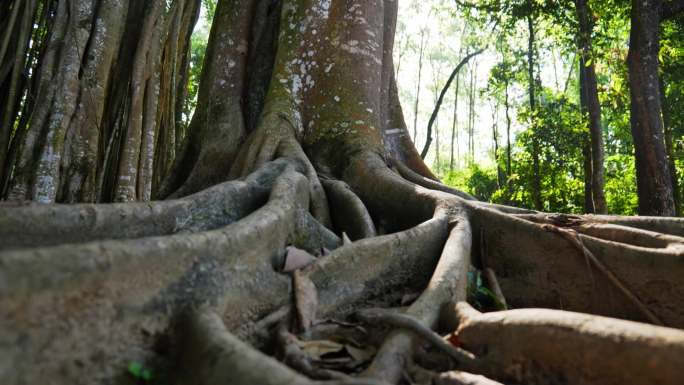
xmin=295 ymin=339 xmax=345 ymax=360
xmin=293 ymin=270 xmax=318 ymax=332
xmin=283 ymin=246 xmax=316 ymax=272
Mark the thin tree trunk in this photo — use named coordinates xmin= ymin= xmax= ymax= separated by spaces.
xmin=450 ymin=73 xmax=460 ymax=170
xmin=492 ymin=100 xmax=502 ymax=188
xmin=576 ymin=0 xmax=607 ymax=214
xmin=660 ymin=78 xmax=680 ymax=215
xmin=413 ymin=30 xmax=426 ymax=143
xmin=504 ymin=78 xmax=511 ymax=178
xmin=527 ymin=11 xmax=543 ymax=211
xmin=422 ymin=50 xmax=482 ymax=160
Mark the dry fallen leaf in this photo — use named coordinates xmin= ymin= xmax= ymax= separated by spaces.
xmin=295 ymin=339 xmax=345 ymax=360
xmin=283 ymin=246 xmax=316 ymax=272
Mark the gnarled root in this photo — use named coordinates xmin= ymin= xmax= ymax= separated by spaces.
xmin=321 ymin=178 xmax=376 ymax=240
xmin=0 ymin=159 xmax=295 ymax=250
xmin=453 ymin=302 xmax=684 ymax=385
xmin=362 ymin=209 xmax=471 ymax=383
xmin=0 ymin=165 xmax=451 ymax=384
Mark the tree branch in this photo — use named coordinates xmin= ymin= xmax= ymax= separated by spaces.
xmin=421 ymin=49 xmax=484 ymax=159
xmin=454 ymin=0 xmax=501 ymax=13
xmin=663 ymin=1 xmax=684 ymax=20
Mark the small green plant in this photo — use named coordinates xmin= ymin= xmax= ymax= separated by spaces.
xmin=467 ymin=270 xmax=506 ymax=311
xmin=128 ymin=362 xmax=153 ymax=382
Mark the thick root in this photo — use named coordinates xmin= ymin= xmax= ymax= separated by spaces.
xmin=454 ymin=302 xmax=684 ymax=385
xmin=321 ymin=178 xmax=376 ymax=240
xmin=248 ymin=214 xmax=451 ymax=345
xmin=393 ymin=159 xmax=475 ymax=201
xmin=0 ymin=169 xmax=310 ymax=385
xmin=1 ymin=166 xmax=452 ymax=384
xmin=0 ymin=159 xmax=295 ymax=250
xmin=469 ymin=203 xmax=684 ymax=327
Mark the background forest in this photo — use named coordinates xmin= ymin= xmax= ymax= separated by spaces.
xmin=390 ymin=0 xmax=684 ymax=215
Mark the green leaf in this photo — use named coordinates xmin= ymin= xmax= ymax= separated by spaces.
xmin=128 ymin=362 xmax=143 ymax=378
xmin=128 ymin=362 xmax=153 ymax=381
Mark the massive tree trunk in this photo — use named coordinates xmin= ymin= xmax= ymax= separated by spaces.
xmin=1 ymin=1 xmax=684 ymax=385
xmin=627 ymin=0 xmax=676 ymax=216
xmin=575 ymin=0 xmax=607 ymax=214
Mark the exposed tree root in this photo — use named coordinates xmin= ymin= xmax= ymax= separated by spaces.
xmin=515 ymin=212 xmax=684 ymax=237
xmin=516 ymin=212 xmax=684 ymax=248
xmin=0 ymin=159 xmax=294 ymax=250
xmin=469 ymin=203 xmax=684 ymax=327
xmin=393 ymin=158 xmax=475 ymax=201
xmin=1 ymin=167 xmax=454 ymax=384
xmin=544 ymin=224 xmax=663 ymax=325
xmin=230 ymin=112 xmax=332 ymax=228
xmin=454 ymin=302 xmax=684 ymax=385
xmin=362 ymin=212 xmax=471 ymax=383
xmin=409 ymin=367 xmax=505 ymax=385
xmin=482 ymin=268 xmax=507 ymax=310
xmin=3 ymin=155 xmax=684 ymax=384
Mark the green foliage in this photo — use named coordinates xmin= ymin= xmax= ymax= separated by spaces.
xmin=181 ymin=1 xmax=215 ymax=124
xmin=128 ymin=362 xmax=153 ymax=382
xmin=467 ymin=270 xmax=505 ymax=311
xmin=443 ymin=164 xmax=499 ymax=201
xmin=426 ymin=0 xmax=683 ymax=216
xmin=604 ymin=154 xmax=638 ymax=215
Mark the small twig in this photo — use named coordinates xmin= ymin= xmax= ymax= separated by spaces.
xmin=543 ymin=224 xmax=664 ymax=326
xmin=355 ymin=308 xmax=477 ymax=366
